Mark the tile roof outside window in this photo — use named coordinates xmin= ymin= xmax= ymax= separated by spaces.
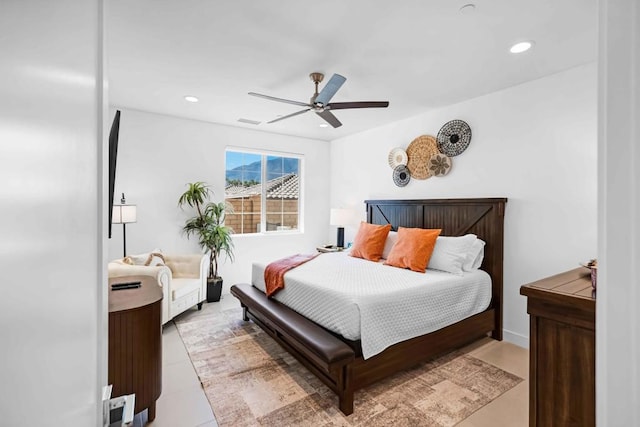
xmin=225 ymin=174 xmax=299 ymax=200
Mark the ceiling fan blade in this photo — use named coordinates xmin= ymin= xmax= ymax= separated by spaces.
xmin=249 ymin=92 xmax=311 ymax=108
xmin=314 ymin=73 xmax=346 ymax=106
xmin=267 ymin=108 xmax=311 ymax=124
xmin=327 ymin=101 xmax=389 ymax=110
xmin=316 ymin=110 xmax=342 ymax=128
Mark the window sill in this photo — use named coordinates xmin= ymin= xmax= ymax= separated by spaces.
xmin=232 ymin=230 xmax=304 ymax=238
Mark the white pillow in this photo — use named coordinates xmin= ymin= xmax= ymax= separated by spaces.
xmin=381 ymin=231 xmax=399 ymax=260
xmin=428 ymin=234 xmax=477 ymax=275
xmin=462 ymin=238 xmax=485 ymax=271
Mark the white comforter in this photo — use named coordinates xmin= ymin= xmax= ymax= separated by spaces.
xmin=252 ymin=252 xmax=491 ymax=359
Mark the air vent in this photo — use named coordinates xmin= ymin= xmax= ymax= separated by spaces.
xmin=237 ymin=118 xmax=261 ymax=125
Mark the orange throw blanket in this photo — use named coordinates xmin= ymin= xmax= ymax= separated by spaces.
xmin=264 ymin=253 xmax=320 ymax=298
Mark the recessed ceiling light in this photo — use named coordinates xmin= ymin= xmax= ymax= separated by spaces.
xmin=184 ymin=95 xmax=199 ymax=103
xmin=319 ymin=123 xmax=329 ymax=128
xmin=459 ymin=4 xmax=476 ymax=14
xmin=510 ymin=41 xmax=534 ymax=54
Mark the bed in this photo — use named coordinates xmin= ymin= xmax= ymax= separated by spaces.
xmin=252 ymin=253 xmax=493 ymax=359
xmin=230 ymin=198 xmax=507 ymax=415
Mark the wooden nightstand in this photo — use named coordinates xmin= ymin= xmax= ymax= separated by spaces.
xmin=520 ymin=268 xmax=595 ymax=427
xmin=109 ymin=275 xmax=163 ymax=421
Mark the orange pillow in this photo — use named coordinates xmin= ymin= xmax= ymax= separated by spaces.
xmin=350 ymin=222 xmax=392 ymax=262
xmin=384 ymin=227 xmax=441 ymax=272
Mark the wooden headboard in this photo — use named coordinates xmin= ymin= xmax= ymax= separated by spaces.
xmin=365 ymin=198 xmax=507 ymax=339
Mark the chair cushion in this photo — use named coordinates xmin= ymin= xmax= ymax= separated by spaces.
xmin=171 ymin=278 xmax=201 ymax=300
xmin=166 ymin=257 xmax=200 ymax=278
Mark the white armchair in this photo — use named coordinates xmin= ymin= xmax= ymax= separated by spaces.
xmin=108 ymin=253 xmax=208 ymax=324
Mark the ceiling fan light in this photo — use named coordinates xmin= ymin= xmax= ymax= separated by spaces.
xmin=319 ymin=123 xmax=329 ymax=128
xmin=509 ymin=41 xmax=534 ymax=54
xmin=184 ymin=95 xmax=199 ymax=103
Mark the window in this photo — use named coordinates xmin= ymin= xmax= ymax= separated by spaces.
xmin=225 ymin=149 xmax=301 ymax=234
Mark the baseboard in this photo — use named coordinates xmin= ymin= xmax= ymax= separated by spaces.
xmin=503 ymin=329 xmax=529 ymax=349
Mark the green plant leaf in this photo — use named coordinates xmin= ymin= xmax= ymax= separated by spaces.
xmin=178 ymin=181 xmax=234 ymax=279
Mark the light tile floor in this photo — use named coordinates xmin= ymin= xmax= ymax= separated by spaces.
xmin=457 ymin=338 xmax=529 ymax=426
xmin=137 ymin=295 xmax=529 ymax=426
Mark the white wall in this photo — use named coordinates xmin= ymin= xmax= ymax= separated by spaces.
xmin=0 ymin=1 xmax=106 ymax=425
xmin=108 ymin=109 xmax=331 ymax=289
xmin=330 ymin=63 xmax=598 ymax=346
xmin=597 ymin=0 xmax=640 ymax=423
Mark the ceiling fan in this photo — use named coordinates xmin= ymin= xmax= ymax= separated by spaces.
xmin=249 ymin=72 xmax=389 ymax=128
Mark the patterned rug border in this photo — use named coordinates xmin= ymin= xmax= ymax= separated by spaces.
xmin=175 ymin=306 xmax=523 ymax=427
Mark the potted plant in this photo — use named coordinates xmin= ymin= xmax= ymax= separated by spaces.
xmin=178 ymin=182 xmax=235 ymax=302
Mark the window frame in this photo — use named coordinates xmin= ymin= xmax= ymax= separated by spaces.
xmin=225 ymin=147 xmax=304 ymax=236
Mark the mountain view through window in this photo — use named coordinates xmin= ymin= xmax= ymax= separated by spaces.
xmin=225 ymin=150 xmax=301 ymax=234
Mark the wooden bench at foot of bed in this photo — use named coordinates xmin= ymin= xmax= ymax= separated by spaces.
xmin=230 ymin=283 xmax=356 ymax=414
xmin=231 ymin=283 xmax=497 ymax=415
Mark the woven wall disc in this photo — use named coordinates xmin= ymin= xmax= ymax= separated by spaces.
xmin=437 ymin=120 xmax=472 ymax=156
xmin=429 ymin=153 xmax=452 ymax=177
xmin=393 ymin=165 xmax=411 ymax=187
xmin=388 ymin=147 xmax=408 ymax=169
xmin=406 ymin=135 xmax=438 ymax=180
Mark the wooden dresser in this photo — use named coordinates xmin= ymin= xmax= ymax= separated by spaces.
xmin=109 ymin=275 xmax=163 ymax=422
xmin=520 ymin=268 xmax=595 ymax=427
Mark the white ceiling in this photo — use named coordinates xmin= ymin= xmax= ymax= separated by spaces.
xmin=107 ymin=0 xmax=596 ymax=142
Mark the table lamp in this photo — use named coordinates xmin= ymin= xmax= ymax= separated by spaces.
xmin=330 ymin=208 xmax=351 ymax=248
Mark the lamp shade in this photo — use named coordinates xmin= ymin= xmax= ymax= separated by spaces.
xmin=330 ymin=208 xmax=352 ymax=226
xmin=112 ymin=204 xmax=137 ymax=224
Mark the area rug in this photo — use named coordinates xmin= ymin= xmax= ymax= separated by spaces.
xmin=174 ymin=306 xmax=522 ymax=427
